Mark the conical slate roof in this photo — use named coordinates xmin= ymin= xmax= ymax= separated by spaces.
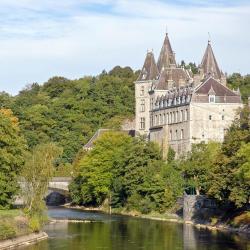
xmin=137 ymin=51 xmax=159 ymax=81
xmin=200 ymin=41 xmax=222 ymax=80
xmin=157 ymin=33 xmax=176 ymax=72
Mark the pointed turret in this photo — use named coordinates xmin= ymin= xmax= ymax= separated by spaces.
xmin=137 ymin=51 xmax=159 ymax=81
xmin=157 ymin=33 xmax=176 ymax=73
xmin=199 ymin=41 xmax=222 ymax=80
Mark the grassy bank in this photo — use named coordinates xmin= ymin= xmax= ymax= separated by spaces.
xmin=0 ymin=209 xmax=31 ymax=240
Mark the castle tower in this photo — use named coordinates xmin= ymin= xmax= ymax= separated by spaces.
xmin=199 ymin=40 xmax=222 ymax=81
xmin=135 ymin=51 xmax=159 ymax=136
xmin=157 ymin=33 xmax=177 ymax=73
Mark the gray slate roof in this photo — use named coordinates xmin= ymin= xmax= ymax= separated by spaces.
xmin=137 ymin=51 xmax=159 ymax=81
xmin=157 ymin=33 xmax=176 ymax=72
xmin=199 ymin=41 xmax=222 ymax=80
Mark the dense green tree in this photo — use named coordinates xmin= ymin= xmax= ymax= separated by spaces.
xmin=0 ymin=109 xmax=27 ymax=208
xmin=69 ymin=133 xmax=172 ymax=213
xmin=180 ymin=141 xmax=220 ymax=195
xmin=208 ymin=106 xmax=250 ymax=207
xmin=10 ymin=66 xmax=137 ymax=165
xmin=227 ymin=73 xmax=250 ymax=103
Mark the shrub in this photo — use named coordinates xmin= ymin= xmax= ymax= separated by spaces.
xmin=0 ymin=223 xmax=16 ymax=240
xmin=28 ymin=216 xmax=41 ymax=233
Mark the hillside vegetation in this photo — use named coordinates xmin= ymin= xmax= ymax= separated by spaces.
xmin=0 ymin=66 xmax=138 ymax=166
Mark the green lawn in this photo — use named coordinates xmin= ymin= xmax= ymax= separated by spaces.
xmin=0 ymin=209 xmax=22 ymax=218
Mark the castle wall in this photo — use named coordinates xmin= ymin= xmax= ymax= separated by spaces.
xmin=189 ymin=102 xmax=243 ymax=144
xmin=150 ymin=104 xmax=191 ymax=156
xmin=135 ymin=81 xmax=152 ymax=137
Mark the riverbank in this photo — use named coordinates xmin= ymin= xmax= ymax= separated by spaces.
xmin=0 ymin=209 xmax=48 ymax=249
xmin=0 ymin=232 xmax=48 ymax=250
xmin=62 ymin=204 xmax=250 ymax=235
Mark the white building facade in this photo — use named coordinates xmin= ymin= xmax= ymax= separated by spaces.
xmin=135 ymin=33 xmax=242 ymax=157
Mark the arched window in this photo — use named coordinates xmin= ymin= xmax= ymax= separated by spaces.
xmin=170 ymin=130 xmax=172 ymax=140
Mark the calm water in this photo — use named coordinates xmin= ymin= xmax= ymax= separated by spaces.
xmin=22 ymin=207 xmax=249 ymax=250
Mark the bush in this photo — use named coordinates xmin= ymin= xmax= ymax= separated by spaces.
xmin=0 ymin=223 xmax=16 ymax=240
xmin=28 ymin=216 xmax=41 ymax=233
xmin=139 ymin=197 xmax=154 ymax=214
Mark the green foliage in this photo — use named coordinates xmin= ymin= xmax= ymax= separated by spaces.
xmin=180 ymin=141 xmax=220 ymax=195
xmin=0 ymin=109 xmax=27 ymax=209
xmin=180 ymin=60 xmax=198 ymax=74
xmin=227 ymin=73 xmax=250 ymax=103
xmin=69 ymin=132 xmax=175 ymax=213
xmin=0 ymin=223 xmax=16 ymax=240
xmin=28 ymin=215 xmax=42 ymax=233
xmin=167 ymin=147 xmax=175 ymax=163
xmin=22 ymin=143 xmax=62 ymax=226
xmin=10 ymin=67 xmax=136 ymax=166
xmin=208 ymin=106 xmax=250 ymax=207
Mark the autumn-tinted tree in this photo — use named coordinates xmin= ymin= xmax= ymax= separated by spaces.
xmin=0 ymin=109 xmax=26 ymax=208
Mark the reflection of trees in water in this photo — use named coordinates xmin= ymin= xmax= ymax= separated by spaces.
xmin=22 ymin=211 xmax=250 ymax=250
xmin=183 ymin=223 xmax=249 ymax=250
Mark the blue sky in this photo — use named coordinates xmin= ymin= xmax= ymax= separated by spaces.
xmin=0 ymin=0 xmax=250 ymax=95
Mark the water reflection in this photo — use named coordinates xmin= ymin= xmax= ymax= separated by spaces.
xmin=22 ymin=208 xmax=249 ymax=250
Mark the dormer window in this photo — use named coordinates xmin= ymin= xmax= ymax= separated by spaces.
xmin=209 ymin=95 xmax=215 ymax=103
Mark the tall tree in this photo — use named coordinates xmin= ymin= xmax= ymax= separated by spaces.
xmin=22 ymin=143 xmax=62 ymax=220
xmin=0 ymin=109 xmax=26 ymax=208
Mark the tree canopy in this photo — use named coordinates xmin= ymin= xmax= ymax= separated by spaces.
xmin=0 ymin=109 xmax=26 ymax=208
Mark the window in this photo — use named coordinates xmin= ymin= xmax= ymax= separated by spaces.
xmin=150 ymin=116 xmax=153 ymax=127
xmin=175 ymin=130 xmax=178 ymax=140
xmin=167 ymin=113 xmax=169 ymax=124
xmin=140 ymin=86 xmax=145 ymax=96
xmin=170 ymin=130 xmax=172 ymax=140
xmin=181 ymin=129 xmax=184 ymax=139
xmin=155 ymin=115 xmax=158 ymax=125
xmin=170 ymin=113 xmax=172 ymax=124
xmin=173 ymin=111 xmax=176 ymax=123
xmin=222 ymin=115 xmax=224 ymax=120
xmin=159 ymin=114 xmax=162 ymax=125
xmin=185 ymin=109 xmax=188 ymax=121
xmin=163 ymin=113 xmax=166 ymax=124
xmin=181 ymin=110 xmax=183 ymax=122
xmin=140 ymin=99 xmax=145 ymax=112
xmin=209 ymin=95 xmax=215 ymax=103
xmin=176 ymin=111 xmax=179 ymax=123
xmin=150 ymin=98 xmax=154 ymax=110
xmin=140 ymin=117 xmax=145 ymax=130
xmin=209 ymin=115 xmax=212 ymax=120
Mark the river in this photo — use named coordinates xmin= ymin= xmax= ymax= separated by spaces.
xmin=22 ymin=207 xmax=249 ymax=250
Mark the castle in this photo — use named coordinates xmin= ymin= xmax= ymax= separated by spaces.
xmin=135 ymin=33 xmax=243 ymax=157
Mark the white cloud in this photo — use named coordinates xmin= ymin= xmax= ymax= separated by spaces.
xmin=0 ymin=0 xmax=249 ymax=95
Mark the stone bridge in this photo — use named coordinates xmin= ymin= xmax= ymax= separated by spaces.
xmin=15 ymin=177 xmax=72 ymax=206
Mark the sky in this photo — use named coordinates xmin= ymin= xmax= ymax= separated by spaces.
xmin=0 ymin=0 xmax=250 ymax=95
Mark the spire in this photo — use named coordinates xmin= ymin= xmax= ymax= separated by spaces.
xmin=200 ymin=41 xmax=222 ymax=80
xmin=137 ymin=51 xmax=159 ymax=81
xmin=157 ymin=33 xmax=176 ymax=72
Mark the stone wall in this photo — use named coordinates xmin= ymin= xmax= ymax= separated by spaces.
xmin=183 ymin=194 xmax=217 ymax=223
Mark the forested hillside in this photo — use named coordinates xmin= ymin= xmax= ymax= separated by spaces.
xmin=0 ymin=68 xmax=249 ymax=169
xmin=0 ymin=66 xmax=138 ymax=165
